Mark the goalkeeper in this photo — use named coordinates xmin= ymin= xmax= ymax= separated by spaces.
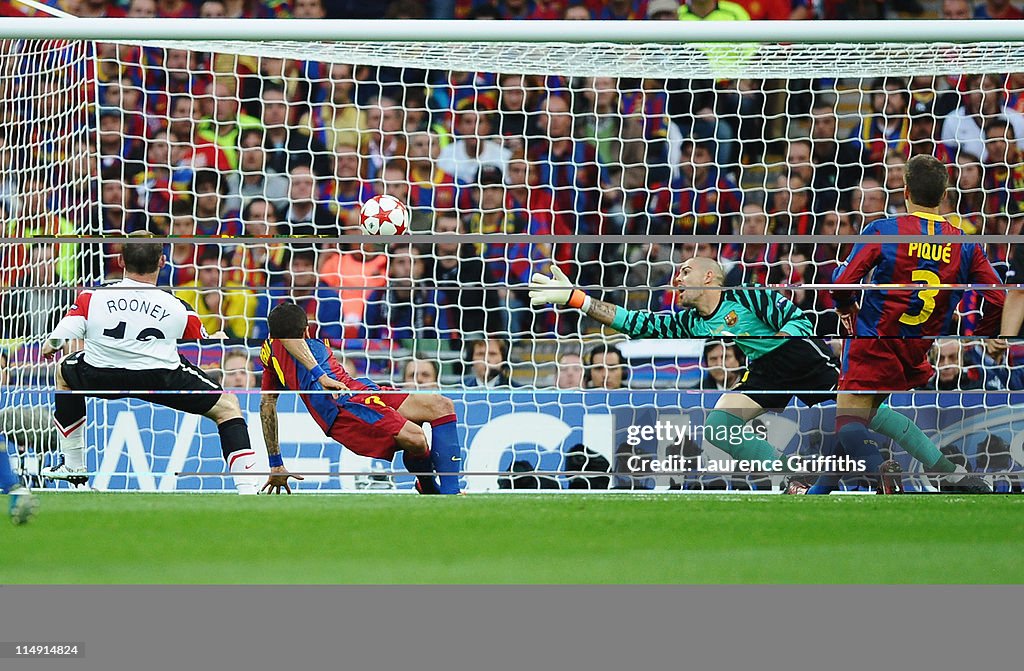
xmin=529 ymin=258 xmax=987 ymax=492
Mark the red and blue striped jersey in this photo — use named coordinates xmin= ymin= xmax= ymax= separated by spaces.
xmin=260 ymin=338 xmax=360 ymax=434
xmin=831 ymin=212 xmax=1003 ymax=337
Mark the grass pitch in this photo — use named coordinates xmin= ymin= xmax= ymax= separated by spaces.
xmin=3 ymin=493 xmax=1023 ymax=584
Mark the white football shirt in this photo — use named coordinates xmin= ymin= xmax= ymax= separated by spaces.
xmin=49 ymin=278 xmax=208 ymax=370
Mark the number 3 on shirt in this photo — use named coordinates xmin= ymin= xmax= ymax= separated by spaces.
xmin=898 ymin=269 xmax=941 ymax=326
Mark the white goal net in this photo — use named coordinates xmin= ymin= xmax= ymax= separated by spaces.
xmin=0 ymin=19 xmax=1022 ymax=493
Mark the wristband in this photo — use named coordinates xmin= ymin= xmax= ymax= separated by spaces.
xmin=268 ymin=454 xmax=284 ymax=468
xmin=310 ymin=364 xmax=326 ymax=380
xmin=567 ymin=289 xmax=589 ymax=310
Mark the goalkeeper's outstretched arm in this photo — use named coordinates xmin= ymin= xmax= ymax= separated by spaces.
xmin=528 ymin=266 xmax=693 ymax=338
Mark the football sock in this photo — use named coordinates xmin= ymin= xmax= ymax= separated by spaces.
xmin=1 ymin=445 xmax=18 ymax=494
xmin=705 ymin=409 xmax=786 ymax=469
xmin=217 ymin=417 xmax=252 ymax=460
xmin=54 ymin=393 xmax=87 ymax=470
xmin=429 ymin=414 xmax=462 ymax=495
xmin=807 ymin=418 xmax=884 ymax=494
xmin=870 ymin=405 xmax=944 ymax=469
xmin=806 ymin=435 xmax=842 ymax=495
xmin=402 ymin=449 xmax=438 ymax=494
xmin=839 ymin=416 xmax=885 ymax=481
xmin=218 ymin=418 xmax=257 ymax=493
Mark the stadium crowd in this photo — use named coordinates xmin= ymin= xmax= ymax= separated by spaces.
xmin=0 ymin=0 xmax=1023 ymax=390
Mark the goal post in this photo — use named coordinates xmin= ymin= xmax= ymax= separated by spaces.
xmin=0 ymin=18 xmax=1022 ymax=493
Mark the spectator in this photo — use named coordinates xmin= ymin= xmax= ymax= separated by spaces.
xmin=97 ymin=107 xmax=145 ymax=180
xmin=942 ymin=0 xmax=973 ymax=17
xmin=648 ymin=138 xmax=741 ymax=235
xmin=269 ymin=247 xmax=344 ymax=342
xmin=949 ymin=152 xmax=986 ymax=232
xmin=963 ymin=341 xmax=1024 ymax=390
xmin=293 ymin=0 xmax=326 ymax=18
xmin=727 ymin=202 xmax=779 ymax=285
xmin=175 ymin=247 xmax=258 ymax=339
xmin=167 ymin=97 xmax=231 ymax=177
xmin=597 ymin=0 xmax=647 ymax=19
xmin=974 ymin=0 xmax=1024 ymax=19
xmin=318 ymin=226 xmax=388 ymax=336
xmin=224 ymin=127 xmax=290 ymax=213
xmin=884 ymin=150 xmax=908 ymax=216
xmin=427 ymin=212 xmax=505 ymax=337
xmin=809 ymin=96 xmax=864 ymax=212
xmin=327 ymin=141 xmax=376 ymax=229
xmin=158 ymin=0 xmax=196 ymax=17
xmin=281 ymin=164 xmax=339 ymax=236
xmin=850 ymin=77 xmax=911 ymax=170
xmin=929 ymin=340 xmax=984 ymax=391
xmin=221 ymin=349 xmax=256 ymax=390
xmin=982 ymin=117 xmax=1024 ymax=222
xmin=699 ymin=341 xmax=743 ymax=391
xmin=406 ymin=131 xmax=458 ymax=218
xmin=362 ymin=95 xmax=405 ymax=180
xmin=496 ymin=73 xmax=531 ymax=142
xmin=647 ymin=0 xmax=680 ymax=19
xmin=302 ymin=62 xmax=364 ymax=153
xmin=403 ymin=358 xmax=441 ymax=390
xmin=437 ymin=103 xmax=511 ymax=184
xmin=159 ymin=201 xmax=199 ymax=286
xmin=196 ymin=78 xmax=261 ymax=170
xmin=192 ymin=169 xmax=242 ymax=236
xmin=223 ymin=0 xmax=289 ymax=18
xmin=132 ymin=129 xmax=176 ymax=219
xmin=850 ymin=176 xmax=887 ymax=228
xmin=99 ymin=174 xmax=146 ymax=240
xmin=529 ymin=95 xmax=602 ymax=237
xmin=556 ymin=352 xmax=586 ymax=389
xmin=563 ymin=1 xmax=591 ymax=18
xmin=463 ymin=339 xmax=518 ymax=387
xmin=261 ymin=85 xmax=332 ymax=178
xmin=941 ymin=73 xmax=1024 ymax=162
xmin=577 ymin=76 xmax=624 ymax=183
xmin=767 ymin=173 xmax=815 ymax=235
xmin=127 ymin=0 xmax=156 ymax=17
xmin=585 ymin=343 xmax=627 ymax=390
xmin=363 ymin=244 xmax=438 ymax=339
xmin=198 ymin=0 xmax=227 ymax=17
xmin=908 ymin=104 xmax=955 ymax=165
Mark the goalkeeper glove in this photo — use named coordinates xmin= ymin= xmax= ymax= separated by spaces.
xmin=528 ymin=265 xmax=589 ymax=310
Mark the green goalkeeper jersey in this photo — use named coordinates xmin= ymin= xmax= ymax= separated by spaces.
xmin=609 ymin=285 xmax=814 ymax=361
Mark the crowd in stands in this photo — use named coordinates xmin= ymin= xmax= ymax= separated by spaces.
xmin=1 ymin=0 xmax=1024 ymax=389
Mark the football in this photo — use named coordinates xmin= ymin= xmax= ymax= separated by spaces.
xmin=359 ymin=194 xmax=409 ymax=236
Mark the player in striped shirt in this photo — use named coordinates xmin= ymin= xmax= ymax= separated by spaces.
xmin=528 ymin=257 xmax=986 ymax=491
xmin=814 ymin=154 xmax=1005 ymax=494
xmin=258 ymin=303 xmax=462 ymax=495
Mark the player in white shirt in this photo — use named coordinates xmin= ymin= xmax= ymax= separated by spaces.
xmin=39 ymin=239 xmax=261 ymax=494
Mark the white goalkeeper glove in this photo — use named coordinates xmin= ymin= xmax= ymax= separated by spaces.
xmin=528 ymin=265 xmax=589 ymax=311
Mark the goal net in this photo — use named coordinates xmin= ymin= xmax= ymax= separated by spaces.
xmin=1 ymin=19 xmax=1022 ymax=493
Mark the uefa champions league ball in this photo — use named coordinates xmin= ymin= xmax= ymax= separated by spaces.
xmin=359 ymin=194 xmax=409 ymax=236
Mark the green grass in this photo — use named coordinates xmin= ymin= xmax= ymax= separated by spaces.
xmin=3 ymin=493 xmax=1023 ymax=584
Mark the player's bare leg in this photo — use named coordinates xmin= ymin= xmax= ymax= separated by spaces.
xmin=397 ymin=394 xmax=462 ymax=494
xmin=41 ymin=359 xmax=90 ymax=488
xmin=204 ymin=393 xmax=259 ymax=495
xmin=394 ymin=420 xmax=441 ymax=495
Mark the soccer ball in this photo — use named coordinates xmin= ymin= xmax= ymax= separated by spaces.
xmin=359 ymin=194 xmax=409 ymax=236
